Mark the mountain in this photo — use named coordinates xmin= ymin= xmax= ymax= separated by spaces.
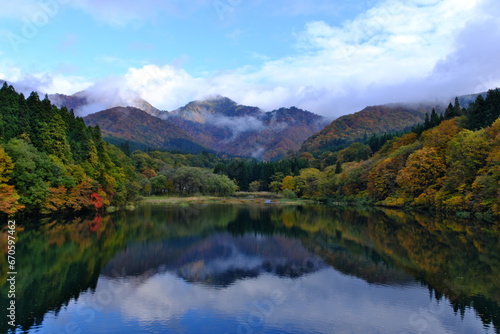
xmin=167 ymin=96 xmax=261 ymax=122
xmin=164 ymin=96 xmax=330 ymax=160
xmin=49 ymin=90 xmax=168 ymax=118
xmin=54 ymin=92 xmax=328 ymax=160
xmin=300 ymin=90 xmax=495 ymax=156
xmin=83 ymin=107 xmax=208 ymax=153
xmin=101 ymin=233 xmax=325 ymax=286
xmin=300 ymin=102 xmax=447 ymax=155
xmin=49 ymin=92 xmax=88 ymax=112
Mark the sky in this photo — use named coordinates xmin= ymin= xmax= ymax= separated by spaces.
xmin=1 ymin=0 xmax=500 ymax=117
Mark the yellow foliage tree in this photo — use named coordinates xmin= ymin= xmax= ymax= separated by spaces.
xmin=444 ymin=129 xmax=491 ymax=191
xmin=421 ymin=119 xmax=461 ymax=150
xmin=396 ymin=147 xmax=447 ymax=198
xmin=281 ymin=176 xmax=296 ymax=191
xmin=295 ymin=168 xmax=322 ymax=198
xmin=367 ymin=157 xmax=401 ymax=200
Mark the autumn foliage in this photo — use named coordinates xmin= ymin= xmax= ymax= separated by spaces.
xmin=0 ymin=83 xmax=137 ymax=214
xmin=0 ymin=146 xmax=23 ymax=214
xmin=280 ymin=89 xmax=500 ymax=216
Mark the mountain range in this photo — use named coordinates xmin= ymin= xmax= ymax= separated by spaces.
xmin=47 ymin=88 xmax=443 ymax=160
xmin=1 ymin=79 xmax=488 ymax=160
xmin=56 ymin=90 xmax=331 ymax=160
xmin=163 ymin=97 xmax=329 ymax=160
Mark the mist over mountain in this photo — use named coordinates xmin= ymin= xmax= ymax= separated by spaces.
xmin=72 ymin=92 xmax=328 ymax=160
xmin=49 ymin=88 xmax=165 ymax=118
xmin=164 ymin=96 xmax=330 ymax=160
xmin=167 ymin=96 xmax=261 ymax=121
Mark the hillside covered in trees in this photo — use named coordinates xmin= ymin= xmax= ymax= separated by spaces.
xmin=0 ymin=83 xmax=239 ymax=215
xmin=283 ymin=89 xmax=500 ymax=217
xmin=0 ymin=83 xmax=141 ymax=214
xmin=83 ymin=106 xmax=209 ymax=153
xmin=300 ymin=103 xmax=445 ymax=155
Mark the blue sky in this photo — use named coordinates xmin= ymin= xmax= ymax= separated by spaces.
xmin=1 ymin=0 xmax=500 ymax=117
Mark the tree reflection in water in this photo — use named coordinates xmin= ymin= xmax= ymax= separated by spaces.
xmin=0 ymin=205 xmax=498 ymax=333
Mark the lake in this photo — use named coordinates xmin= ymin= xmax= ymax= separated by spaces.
xmin=1 ymin=204 xmax=499 ymax=334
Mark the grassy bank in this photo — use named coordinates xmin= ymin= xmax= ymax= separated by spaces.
xmin=139 ymin=192 xmax=315 ymax=206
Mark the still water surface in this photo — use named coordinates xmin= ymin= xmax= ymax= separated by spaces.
xmin=1 ymin=204 xmax=499 ymax=333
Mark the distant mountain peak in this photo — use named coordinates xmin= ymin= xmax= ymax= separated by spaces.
xmin=204 ymin=94 xmax=236 ymax=103
xmin=169 ymin=96 xmax=252 ymax=123
xmin=48 ymin=87 xmax=166 ymax=118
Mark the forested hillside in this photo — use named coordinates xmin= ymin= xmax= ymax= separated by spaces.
xmin=0 ymin=84 xmax=240 ymax=215
xmin=83 ymin=106 xmax=209 ymax=153
xmin=0 ymin=83 xmax=139 ymax=214
xmin=301 ymin=103 xmax=445 ymax=155
xmin=285 ymin=89 xmax=500 ymax=216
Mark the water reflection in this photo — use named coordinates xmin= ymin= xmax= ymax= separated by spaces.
xmin=0 ymin=205 xmax=499 ymax=333
xmin=102 ymin=233 xmax=325 ymax=286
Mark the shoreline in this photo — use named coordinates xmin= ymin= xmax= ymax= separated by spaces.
xmin=139 ymin=194 xmax=315 ymax=206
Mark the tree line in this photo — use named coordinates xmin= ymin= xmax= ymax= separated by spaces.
xmin=269 ymin=89 xmax=500 ymax=217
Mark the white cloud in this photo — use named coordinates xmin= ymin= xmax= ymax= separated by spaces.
xmin=205 ymin=114 xmax=266 ymax=141
xmin=43 ymin=74 xmax=92 ymax=94
xmin=2 ymin=0 xmax=498 ymax=118
xmin=124 ymin=64 xmax=208 ymax=111
xmin=120 ymin=64 xmax=309 ymax=112
xmin=0 ymin=62 xmax=92 ymax=95
xmin=117 ymin=0 xmax=493 ymax=117
xmin=292 ymin=0 xmax=481 ymax=86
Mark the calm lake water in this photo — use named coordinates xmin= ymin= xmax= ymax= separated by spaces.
xmin=1 ymin=204 xmax=499 ymax=334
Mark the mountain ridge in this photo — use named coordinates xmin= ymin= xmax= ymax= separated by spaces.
xmin=83 ymin=106 xmax=209 ymax=153
xmin=164 ymin=97 xmax=330 ymax=160
xmin=77 ymin=94 xmax=330 ymax=160
xmin=300 ymin=102 xmax=448 ymax=155
xmin=49 ymin=90 xmax=166 ymax=118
